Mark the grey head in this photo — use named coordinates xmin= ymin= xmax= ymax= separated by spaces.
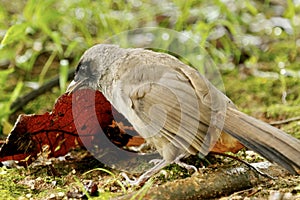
xmin=67 ymin=44 xmax=124 ymax=93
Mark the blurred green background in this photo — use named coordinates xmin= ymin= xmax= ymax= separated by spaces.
xmin=0 ymin=0 xmax=300 ymax=137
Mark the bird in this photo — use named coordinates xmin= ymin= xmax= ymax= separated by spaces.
xmin=67 ymin=44 xmax=300 ymax=185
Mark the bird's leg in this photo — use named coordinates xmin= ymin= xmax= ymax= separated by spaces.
xmin=121 ymin=155 xmax=198 ymax=186
xmin=121 ymin=159 xmax=169 ymax=186
xmin=174 ymin=155 xmax=198 ymax=173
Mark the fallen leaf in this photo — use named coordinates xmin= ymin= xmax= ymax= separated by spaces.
xmin=0 ymin=89 xmax=144 ymax=166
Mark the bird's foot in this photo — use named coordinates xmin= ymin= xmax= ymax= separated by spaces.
xmin=149 ymin=158 xmax=163 ymax=165
xmin=174 ymin=160 xmax=198 ymax=173
xmin=173 ymin=154 xmax=198 ymax=173
xmin=121 ymin=172 xmax=141 ymax=186
xmin=151 ymin=157 xmax=198 ymax=174
xmin=121 ymin=159 xmax=168 ymax=186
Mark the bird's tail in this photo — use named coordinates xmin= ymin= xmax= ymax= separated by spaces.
xmin=223 ymin=107 xmax=300 ymax=174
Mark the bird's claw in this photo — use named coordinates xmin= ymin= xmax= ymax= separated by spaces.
xmin=149 ymin=159 xmax=163 ymax=165
xmin=174 ymin=160 xmax=198 ymax=173
xmin=121 ymin=172 xmax=144 ymax=186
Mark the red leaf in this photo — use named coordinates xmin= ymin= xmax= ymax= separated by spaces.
xmin=0 ymin=89 xmax=144 ymax=165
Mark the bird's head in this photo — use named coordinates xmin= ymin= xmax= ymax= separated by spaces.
xmin=66 ymin=44 xmax=122 ymax=93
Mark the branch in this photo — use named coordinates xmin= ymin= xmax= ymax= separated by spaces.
xmin=117 ymin=167 xmax=264 ymax=200
xmin=10 ymin=68 xmax=75 ymax=113
xmin=269 ymin=116 xmax=300 ymax=125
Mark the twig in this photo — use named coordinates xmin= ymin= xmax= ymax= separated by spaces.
xmin=269 ymin=116 xmax=300 ymax=125
xmin=211 ymin=152 xmax=275 ymax=179
xmin=10 ymin=68 xmax=75 ymax=113
xmin=229 ymin=187 xmax=261 ymax=198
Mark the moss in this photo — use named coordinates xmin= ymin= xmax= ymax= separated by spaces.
xmin=0 ymin=167 xmax=31 ymax=198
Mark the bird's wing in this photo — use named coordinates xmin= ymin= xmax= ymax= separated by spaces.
xmin=115 ymin=62 xmax=227 ymax=159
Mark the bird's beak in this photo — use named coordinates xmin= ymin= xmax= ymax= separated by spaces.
xmin=66 ymin=79 xmax=85 ymax=94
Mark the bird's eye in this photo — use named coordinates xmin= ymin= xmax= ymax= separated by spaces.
xmin=75 ymin=61 xmax=82 ymax=73
xmin=75 ymin=61 xmax=88 ymax=74
xmin=74 ymin=61 xmax=91 ymax=81
xmin=80 ymin=65 xmax=87 ymax=72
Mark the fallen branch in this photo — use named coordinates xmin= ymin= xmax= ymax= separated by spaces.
xmin=10 ymin=68 xmax=75 ymax=113
xmin=269 ymin=116 xmax=300 ymax=125
xmin=117 ymin=167 xmax=263 ymax=200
